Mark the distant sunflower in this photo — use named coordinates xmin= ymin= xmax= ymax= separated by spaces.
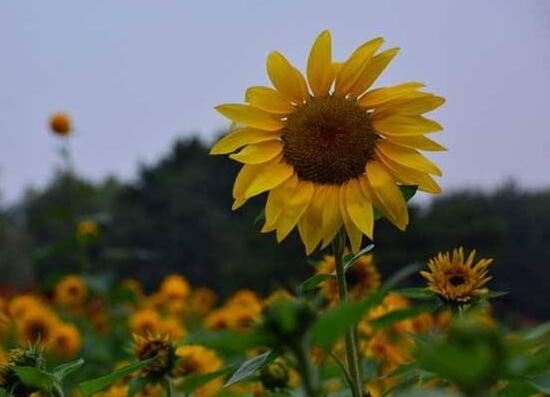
xmin=130 ymin=309 xmax=163 ymax=336
xmin=16 ymin=308 xmax=59 ymax=346
xmin=175 ymin=345 xmax=223 ymax=397
xmin=51 ymin=323 xmax=81 ymax=357
xmin=317 ymin=254 xmax=381 ymax=303
xmin=49 ymin=112 xmax=72 ymax=136
xmin=212 ymin=31 xmax=445 ymax=253
xmin=159 ymin=274 xmax=191 ymax=302
xmin=133 ymin=334 xmax=177 ymax=379
xmin=55 ymin=275 xmax=88 ymax=307
xmin=421 ymin=247 xmax=493 ymax=302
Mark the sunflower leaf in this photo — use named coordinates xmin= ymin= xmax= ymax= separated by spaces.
xmin=53 ymin=358 xmax=85 ymax=382
xmin=178 ymin=366 xmax=235 ymax=393
xmin=12 ymin=366 xmax=55 ymax=392
xmin=297 ymin=274 xmax=332 ymax=297
xmin=342 ymin=244 xmax=375 ymax=272
xmin=224 ymin=351 xmax=274 ymax=388
xmin=370 ymin=306 xmax=435 ymax=330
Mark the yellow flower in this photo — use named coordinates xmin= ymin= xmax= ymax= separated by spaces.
xmin=8 ymin=295 xmax=43 ymax=319
xmin=317 ymin=253 xmax=380 ymax=304
xmin=421 ymin=247 xmax=493 ymax=302
xmin=49 ymin=112 xmax=72 ymax=136
xmin=130 ymin=309 xmax=163 ymax=336
xmin=264 ymin=289 xmax=295 ymax=306
xmin=212 ymin=31 xmax=445 ymax=253
xmin=159 ymin=274 xmax=191 ymax=301
xmin=55 ymin=275 xmax=89 ymax=307
xmin=225 ymin=289 xmax=263 ymax=314
xmin=364 ymin=332 xmax=409 ymax=372
xmin=204 ymin=308 xmax=232 ymax=330
xmin=160 ymin=317 xmax=187 ymax=340
xmin=77 ymin=220 xmax=99 ymax=237
xmin=50 ymin=323 xmax=81 ymax=357
xmin=189 ymin=287 xmax=217 ymax=315
xmin=133 ymin=334 xmax=177 ymax=378
xmin=175 ymin=345 xmax=223 ymax=397
xmin=16 ymin=308 xmax=59 ymax=346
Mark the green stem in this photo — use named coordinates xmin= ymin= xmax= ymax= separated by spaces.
xmin=163 ymin=378 xmax=173 ymax=397
xmin=294 ymin=336 xmax=320 ymax=397
xmin=333 ymin=230 xmax=363 ymax=397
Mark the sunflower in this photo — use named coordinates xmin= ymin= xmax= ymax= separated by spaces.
xmin=189 ymin=287 xmax=217 ymax=315
xmin=175 ymin=345 xmax=223 ymax=397
xmin=317 ymin=253 xmax=381 ymax=303
xmin=49 ymin=112 xmax=72 ymax=136
xmin=50 ymin=323 xmax=81 ymax=357
xmin=133 ymin=334 xmax=177 ymax=379
xmin=130 ymin=309 xmax=163 ymax=336
xmin=54 ymin=275 xmax=89 ymax=307
xmin=77 ymin=220 xmax=99 ymax=237
xmin=159 ymin=274 xmax=191 ymax=302
xmin=8 ymin=295 xmax=43 ymax=319
xmin=16 ymin=308 xmax=59 ymax=346
xmin=421 ymin=247 xmax=493 ymax=303
xmin=212 ymin=31 xmax=445 ymax=253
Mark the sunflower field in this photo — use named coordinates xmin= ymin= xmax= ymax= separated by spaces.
xmin=1 ymin=29 xmax=550 ymax=397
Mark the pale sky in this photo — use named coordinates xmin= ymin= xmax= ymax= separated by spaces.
xmin=1 ymin=0 xmax=549 ymax=204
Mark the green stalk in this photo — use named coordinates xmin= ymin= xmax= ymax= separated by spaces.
xmin=294 ymin=335 xmax=320 ymax=397
xmin=332 ymin=230 xmax=363 ymax=397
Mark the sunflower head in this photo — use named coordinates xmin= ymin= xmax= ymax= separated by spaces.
xmin=130 ymin=309 xmax=163 ymax=337
xmin=49 ymin=112 xmax=72 ymax=136
xmin=260 ymin=357 xmax=290 ymax=391
xmin=50 ymin=323 xmax=81 ymax=358
xmin=77 ymin=220 xmax=100 ymax=238
xmin=55 ymin=275 xmax=89 ymax=307
xmin=189 ymin=287 xmax=217 ymax=315
xmin=16 ymin=308 xmax=59 ymax=347
xmin=175 ymin=345 xmax=223 ymax=397
xmin=133 ymin=334 xmax=177 ymax=379
xmin=159 ymin=274 xmax=191 ymax=302
xmin=213 ymin=30 xmax=445 ymax=254
xmin=0 ymin=346 xmax=46 ymax=394
xmin=317 ymin=253 xmax=381 ymax=304
xmin=421 ymin=247 xmax=493 ymax=303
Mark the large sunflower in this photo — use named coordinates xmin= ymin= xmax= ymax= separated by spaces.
xmin=212 ymin=31 xmax=445 ymax=253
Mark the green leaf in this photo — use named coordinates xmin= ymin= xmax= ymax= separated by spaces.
xmin=254 ymin=209 xmax=266 ymax=225
xmin=178 ymin=366 xmax=234 ymax=393
xmin=78 ymin=357 xmax=156 ymax=396
xmin=0 ymin=388 xmax=9 ymax=397
xmin=342 ymin=244 xmax=375 ymax=272
xmin=127 ymin=377 xmax=149 ymax=397
xmin=370 ymin=306 xmax=435 ymax=330
xmin=393 ymin=287 xmax=435 ymax=300
xmin=297 ymin=274 xmax=332 ymax=297
xmin=53 ymin=358 xmax=85 ymax=381
xmin=528 ymin=369 xmax=550 ymax=393
xmin=12 ymin=366 xmax=55 ymax=392
xmin=520 ymin=322 xmax=550 ymax=342
xmin=499 ymin=380 xmax=538 ymax=397
xmin=374 ymin=185 xmax=417 ymax=220
xmin=312 ymin=291 xmax=386 ymax=349
xmin=483 ymin=290 xmax=508 ymax=299
xmin=184 ymin=330 xmax=275 ymax=352
xmin=224 ymin=351 xmax=273 ymax=387
xmin=394 ymin=388 xmax=459 ymax=397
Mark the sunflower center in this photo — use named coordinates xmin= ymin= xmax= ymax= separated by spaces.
xmin=282 ymin=96 xmax=377 ymax=185
xmin=448 ymin=274 xmax=466 ymax=287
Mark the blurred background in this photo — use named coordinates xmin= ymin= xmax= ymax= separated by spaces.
xmin=1 ymin=1 xmax=549 ymax=320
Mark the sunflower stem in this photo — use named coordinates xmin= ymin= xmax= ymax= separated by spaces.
xmin=332 ymin=229 xmax=363 ymax=397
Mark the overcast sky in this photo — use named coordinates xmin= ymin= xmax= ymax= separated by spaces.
xmin=1 ymin=0 xmax=549 ymax=204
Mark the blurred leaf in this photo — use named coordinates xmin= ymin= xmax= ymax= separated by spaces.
xmin=370 ymin=306 xmax=435 ymax=330
xmin=394 ymin=287 xmax=434 ymax=300
xmin=178 ymin=366 xmax=234 ymax=393
xmin=127 ymin=377 xmax=149 ymax=397
xmin=484 ymin=290 xmax=508 ymax=299
xmin=342 ymin=244 xmax=375 ymax=272
xmin=520 ymin=322 xmax=550 ymax=342
xmin=528 ymin=369 xmax=550 ymax=393
xmin=499 ymin=380 xmax=538 ymax=397
xmin=53 ymin=358 xmax=85 ymax=381
xmin=12 ymin=366 xmax=55 ymax=392
xmin=78 ymin=357 xmax=155 ymax=396
xmin=224 ymin=351 xmax=273 ymax=387
xmin=297 ymin=274 xmax=332 ymax=297
xmin=393 ymin=388 xmax=460 ymax=397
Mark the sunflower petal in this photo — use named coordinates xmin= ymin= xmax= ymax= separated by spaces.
xmin=373 ymin=114 xmax=443 ymax=136
xmin=375 ymin=93 xmax=446 ymax=116
xmin=307 ymin=30 xmax=333 ymax=97
xmin=245 ymin=86 xmax=295 ymax=115
xmin=348 ymin=47 xmax=400 ymax=98
xmin=298 ymin=186 xmax=326 ymax=255
xmin=230 ymin=141 xmax=283 ymax=164
xmin=210 ymin=128 xmax=280 ymax=155
xmin=263 ymin=175 xmax=299 ymax=232
xmin=340 ymin=182 xmax=363 ymax=252
xmin=232 ymin=159 xmax=294 ymax=208
xmin=335 ymin=37 xmax=384 ymax=97
xmin=357 ymin=82 xmax=425 ymax=108
xmin=216 ymin=104 xmax=283 ymax=131
xmin=267 ymin=51 xmax=309 ymax=103
xmin=274 ymin=181 xmax=315 ymax=242
xmin=376 ymin=148 xmax=442 ymax=194
xmin=376 ymin=140 xmax=442 ymax=176
xmin=365 ymin=161 xmax=409 ymax=231
xmin=345 ymin=179 xmax=374 ymax=239
xmin=320 ymin=185 xmax=344 ymax=248
xmin=385 ymin=135 xmax=447 ymax=152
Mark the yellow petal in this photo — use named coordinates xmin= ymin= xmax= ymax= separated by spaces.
xmin=230 ymin=141 xmax=283 ymax=164
xmin=340 ymin=182 xmax=363 ymax=252
xmin=263 ymin=175 xmax=299 ymax=232
xmin=372 ymin=114 xmax=443 ymax=136
xmin=365 ymin=161 xmax=409 ymax=231
xmin=357 ymin=82 xmax=425 ymax=108
xmin=320 ymin=185 xmax=344 ymax=248
xmin=267 ymin=51 xmax=309 ymax=103
xmin=307 ymin=30 xmax=333 ymax=97
xmin=232 ymin=159 xmax=294 ymax=208
xmin=375 ymin=149 xmax=441 ymax=194
xmin=332 ymin=62 xmax=344 ymax=77
xmin=298 ymin=186 xmax=326 ymax=255
xmin=385 ymin=135 xmax=447 ymax=152
xmin=375 ymin=93 xmax=446 ymax=116
xmin=216 ymin=104 xmax=283 ymax=131
xmin=274 ymin=181 xmax=315 ymax=242
xmin=376 ymin=140 xmax=442 ymax=176
xmin=348 ymin=47 xmax=400 ymax=98
xmin=335 ymin=37 xmax=384 ymax=97
xmin=210 ymin=127 xmax=280 ymax=155
xmin=245 ymin=86 xmax=294 ymax=115
xmin=345 ymin=179 xmax=374 ymax=239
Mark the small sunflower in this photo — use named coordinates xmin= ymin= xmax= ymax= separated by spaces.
xmin=130 ymin=309 xmax=163 ymax=336
xmin=49 ymin=112 xmax=72 ymax=136
xmin=8 ymin=295 xmax=43 ymax=319
xmin=16 ymin=308 xmax=59 ymax=346
xmin=50 ymin=323 xmax=81 ymax=357
xmin=212 ymin=31 xmax=445 ymax=253
xmin=77 ymin=220 xmax=99 ymax=237
xmin=189 ymin=287 xmax=217 ymax=315
xmin=175 ymin=345 xmax=223 ymax=397
xmin=159 ymin=274 xmax=191 ymax=302
xmin=133 ymin=334 xmax=177 ymax=379
xmin=54 ymin=275 xmax=89 ymax=307
xmin=421 ymin=247 xmax=493 ymax=303
xmin=318 ymin=253 xmax=381 ymax=303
